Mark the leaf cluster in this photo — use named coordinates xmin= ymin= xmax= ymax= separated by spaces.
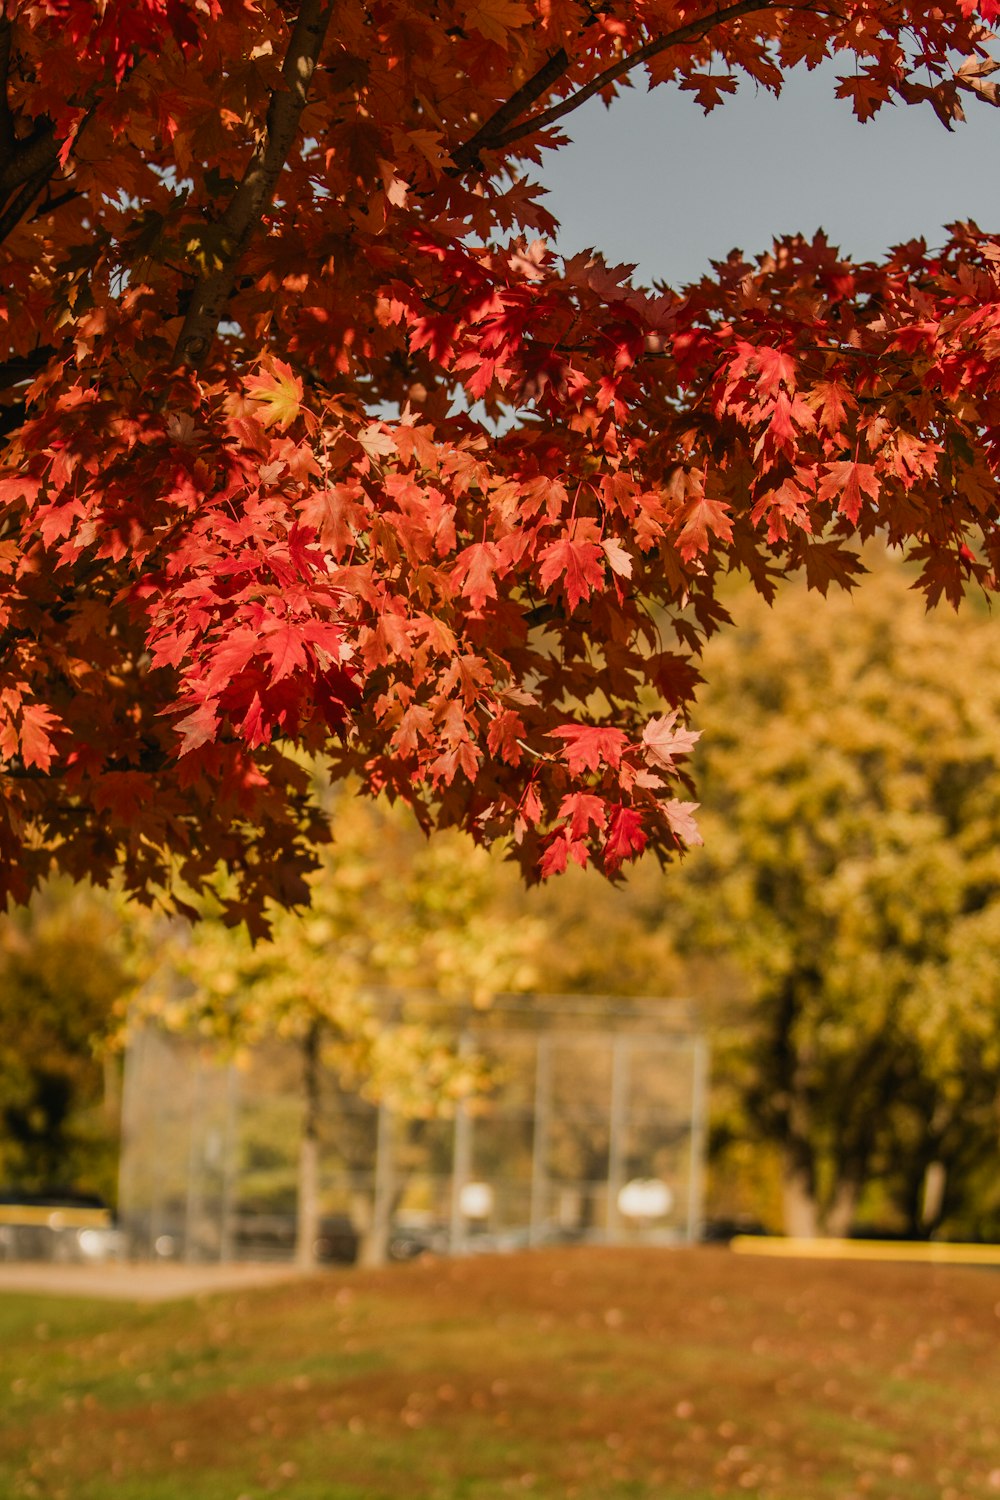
xmin=2 ymin=3 xmax=1000 ymax=922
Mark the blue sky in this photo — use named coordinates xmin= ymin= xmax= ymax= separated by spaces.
xmin=535 ymin=60 xmax=1000 ymax=287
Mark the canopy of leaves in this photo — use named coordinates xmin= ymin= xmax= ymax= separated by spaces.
xmin=676 ymin=551 xmax=1000 ymax=1236
xmin=3 ymin=3 xmax=1000 ymax=924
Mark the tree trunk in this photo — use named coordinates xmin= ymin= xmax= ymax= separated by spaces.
xmin=296 ymin=1021 xmax=322 ymax=1270
xmin=780 ymin=1159 xmax=820 ymax=1238
xmin=358 ymin=1102 xmax=395 ymax=1267
xmin=921 ymin=1160 xmax=947 ymax=1232
xmin=823 ymin=1178 xmax=859 ymax=1238
xmin=102 ymin=1052 xmax=122 ymax=1130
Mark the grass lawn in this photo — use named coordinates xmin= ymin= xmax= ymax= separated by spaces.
xmin=1 ymin=1246 xmax=998 ymax=1500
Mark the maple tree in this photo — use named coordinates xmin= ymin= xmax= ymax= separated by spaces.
xmin=4 ymin=1 xmax=1000 ymax=923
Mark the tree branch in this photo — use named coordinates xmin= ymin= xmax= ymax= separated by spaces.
xmin=0 ymin=19 xmax=15 ymax=162
xmin=172 ymin=0 xmax=335 ymax=370
xmin=458 ymin=0 xmax=783 ymax=164
xmin=0 ymin=165 xmax=51 ymax=248
xmin=452 ymin=46 xmax=573 ymax=172
xmin=30 ymin=185 xmax=82 ymax=222
xmin=0 ymin=100 xmax=96 ymax=247
xmin=452 ymin=0 xmax=621 ymax=171
xmin=0 ymin=120 xmax=57 ymax=201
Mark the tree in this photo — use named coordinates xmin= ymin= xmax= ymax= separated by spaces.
xmin=133 ymin=793 xmax=544 ymax=1261
xmin=675 ymin=552 xmax=1000 ymax=1238
xmin=525 ymin=859 xmax=684 ymax=998
xmin=0 ymin=878 xmax=129 ymax=1199
xmin=3 ymin=4 xmax=1000 ymax=927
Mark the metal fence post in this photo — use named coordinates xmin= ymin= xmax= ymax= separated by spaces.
xmin=529 ymin=1034 xmax=551 ymax=1246
xmin=368 ymin=1100 xmax=395 ymax=1266
xmin=686 ymin=1036 xmax=710 ymax=1244
xmin=606 ymin=1035 xmax=630 ymax=1242
xmin=449 ymin=1031 xmax=474 ymax=1253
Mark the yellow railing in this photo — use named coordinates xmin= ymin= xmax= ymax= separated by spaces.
xmin=731 ymin=1235 xmax=1000 ymax=1266
xmin=0 ymin=1204 xmax=111 ymax=1231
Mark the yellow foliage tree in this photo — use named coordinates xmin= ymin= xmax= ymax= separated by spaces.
xmin=133 ymin=792 xmax=546 ymax=1262
xmin=675 ymin=550 xmax=1000 ymax=1238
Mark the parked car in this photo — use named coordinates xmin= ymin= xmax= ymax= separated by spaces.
xmin=387 ymin=1221 xmax=451 ymax=1261
xmin=699 ymin=1216 xmax=771 ymax=1245
xmin=230 ymin=1210 xmax=360 ymax=1264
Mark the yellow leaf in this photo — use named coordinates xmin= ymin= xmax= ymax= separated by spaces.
xmin=245 ymin=359 xmax=304 ymax=431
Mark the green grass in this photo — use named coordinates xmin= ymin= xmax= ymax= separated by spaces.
xmin=1 ymin=1247 xmax=999 ymax=1499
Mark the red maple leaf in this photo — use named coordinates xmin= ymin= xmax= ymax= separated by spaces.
xmin=19 ymin=704 xmax=62 ymax=772
xmin=558 ymin=792 xmax=607 ymax=839
xmin=262 ymin=620 xmax=309 ymax=683
xmin=550 ymin=725 xmax=629 ymax=773
xmin=675 ymin=496 xmax=734 ymax=560
xmin=174 ymin=700 xmax=221 ymax=755
xmin=538 ymin=530 xmax=606 ymax=610
xmin=818 ymin=461 xmax=881 ymax=523
xmin=452 ymin=542 xmax=500 ymax=609
xmin=540 ymin=830 xmax=589 ymax=878
xmin=603 ymin=804 xmax=647 ymax=873
xmin=642 ymin=713 xmax=700 ymax=771
xmin=664 ymin=799 xmax=702 ymax=848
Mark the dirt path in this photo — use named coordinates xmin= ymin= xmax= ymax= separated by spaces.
xmin=0 ymin=1259 xmax=315 ymax=1302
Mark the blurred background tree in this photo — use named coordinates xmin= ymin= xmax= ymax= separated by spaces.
xmin=131 ymin=792 xmax=547 ymax=1262
xmin=673 ymin=549 xmax=1000 ymax=1239
xmin=4 ymin=551 xmax=1000 ymax=1247
xmin=0 ymin=878 xmax=131 ymax=1202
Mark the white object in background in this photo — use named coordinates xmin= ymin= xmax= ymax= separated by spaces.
xmin=458 ymin=1182 xmax=494 ymax=1221
xmin=617 ymin=1178 xmax=673 ymax=1222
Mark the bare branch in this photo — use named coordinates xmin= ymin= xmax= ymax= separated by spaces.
xmin=172 ymin=0 xmax=335 ymax=370
xmin=0 ymin=73 xmax=97 ymax=247
xmin=29 ymin=185 xmax=82 ymax=221
xmin=452 ymin=0 xmax=613 ymax=171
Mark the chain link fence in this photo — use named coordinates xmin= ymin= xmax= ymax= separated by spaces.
xmin=118 ymin=994 xmax=707 ymax=1265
